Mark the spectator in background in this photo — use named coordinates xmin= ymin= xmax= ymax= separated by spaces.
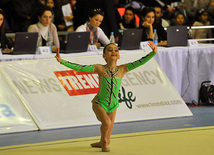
xmin=73 ymin=0 xmax=119 ymax=42
xmin=39 ymin=0 xmax=46 ymax=5
xmin=139 ymin=7 xmax=167 ymax=46
xmin=11 ymin=0 xmax=43 ymax=32
xmin=192 ymin=9 xmax=212 ymax=43
xmin=0 ymin=0 xmax=13 ymax=32
xmin=171 ymin=12 xmax=186 ymax=26
xmin=75 ymin=8 xmax=110 ymax=49
xmin=70 ymin=0 xmax=76 ymax=9
xmin=139 ymin=7 xmax=155 ymax=41
xmin=183 ymin=0 xmax=197 ymax=25
xmin=208 ymin=1 xmax=214 ymax=43
xmin=193 ymin=0 xmax=212 ymax=12
xmin=120 ymin=6 xmax=138 ymax=30
xmin=45 ymin=0 xmax=66 ymax=31
xmin=63 ymin=0 xmax=76 ymax=32
xmin=114 ymin=0 xmax=123 ymax=28
xmin=27 ymin=6 xmax=60 ymax=52
xmin=0 ymin=9 xmax=13 ymax=54
xmin=154 ymin=6 xmax=170 ymax=28
xmin=151 ymin=0 xmax=188 ymax=24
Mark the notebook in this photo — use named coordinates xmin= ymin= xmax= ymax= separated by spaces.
xmin=63 ymin=31 xmax=90 ymax=53
xmin=167 ymin=26 xmax=188 ymax=47
xmin=13 ymin=32 xmax=38 ymax=54
xmin=119 ymin=29 xmax=143 ymax=50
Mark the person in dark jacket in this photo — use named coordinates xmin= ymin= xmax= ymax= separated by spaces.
xmin=120 ymin=6 xmax=139 ymax=29
xmin=0 ymin=9 xmax=13 ymax=54
xmin=139 ymin=7 xmax=167 ymax=46
xmin=11 ymin=0 xmax=43 ymax=32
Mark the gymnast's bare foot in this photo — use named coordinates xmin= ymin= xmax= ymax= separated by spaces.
xmin=90 ymin=141 xmax=101 ymax=148
xmin=102 ymin=146 xmax=110 ymax=152
xmin=101 ymin=140 xmax=110 ymax=152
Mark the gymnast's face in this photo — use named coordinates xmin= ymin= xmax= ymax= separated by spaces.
xmin=103 ymin=44 xmax=120 ymax=61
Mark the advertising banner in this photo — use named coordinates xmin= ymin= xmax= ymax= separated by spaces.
xmin=0 ymin=52 xmax=193 ymax=130
xmin=0 ymin=69 xmax=38 ymax=134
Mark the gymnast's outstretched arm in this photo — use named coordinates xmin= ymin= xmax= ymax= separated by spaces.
xmin=55 ymin=49 xmax=94 ymax=72
xmin=126 ymin=41 xmax=158 ymax=71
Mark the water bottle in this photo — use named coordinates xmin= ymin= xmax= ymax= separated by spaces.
xmin=91 ymin=35 xmax=94 ymax=45
xmin=188 ymin=27 xmax=193 ymax=39
xmin=153 ymin=29 xmax=158 ymax=46
xmin=109 ymin=32 xmax=115 ymax=43
xmin=37 ymin=34 xmax=42 ymax=47
xmin=46 ymin=34 xmax=52 ymax=51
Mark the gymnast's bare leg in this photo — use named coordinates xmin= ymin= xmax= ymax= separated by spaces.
xmin=92 ymin=103 xmax=117 ymax=152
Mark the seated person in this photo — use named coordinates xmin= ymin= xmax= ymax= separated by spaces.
xmin=120 ymin=6 xmax=138 ymax=30
xmin=45 ymin=0 xmax=66 ymax=31
xmin=75 ymin=8 xmax=110 ymax=49
xmin=64 ymin=0 xmax=76 ymax=32
xmin=170 ymin=11 xmax=186 ymax=26
xmin=139 ymin=7 xmax=167 ymax=46
xmin=154 ymin=6 xmax=170 ymax=28
xmin=0 ymin=9 xmax=13 ymax=54
xmin=27 ymin=6 xmax=60 ymax=52
xmin=192 ymin=9 xmax=212 ymax=43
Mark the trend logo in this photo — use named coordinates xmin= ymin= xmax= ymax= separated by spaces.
xmin=54 ymin=70 xmax=99 ymax=96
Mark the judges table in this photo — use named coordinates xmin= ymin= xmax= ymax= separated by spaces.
xmin=1 ymin=44 xmax=214 ymax=104
xmin=155 ymin=44 xmax=214 ymax=104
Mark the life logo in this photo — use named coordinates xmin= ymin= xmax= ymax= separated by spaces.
xmin=54 ymin=70 xmax=99 ymax=96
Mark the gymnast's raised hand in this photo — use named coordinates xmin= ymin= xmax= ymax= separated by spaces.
xmin=55 ymin=49 xmax=62 ymax=63
xmin=148 ymin=41 xmax=158 ymax=54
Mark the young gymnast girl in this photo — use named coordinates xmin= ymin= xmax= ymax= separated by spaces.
xmin=55 ymin=41 xmax=158 ymax=152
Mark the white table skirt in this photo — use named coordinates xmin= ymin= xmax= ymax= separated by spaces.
xmin=155 ymin=44 xmax=214 ymax=104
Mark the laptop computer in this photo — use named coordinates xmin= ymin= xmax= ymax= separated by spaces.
xmin=119 ymin=29 xmax=143 ymax=50
xmin=13 ymin=32 xmax=38 ymax=54
xmin=167 ymin=26 xmax=188 ymax=47
xmin=63 ymin=31 xmax=90 ymax=53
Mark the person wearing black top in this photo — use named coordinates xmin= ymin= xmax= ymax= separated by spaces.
xmin=120 ymin=6 xmax=138 ymax=29
xmin=139 ymin=7 xmax=167 ymax=46
xmin=0 ymin=9 xmax=13 ymax=54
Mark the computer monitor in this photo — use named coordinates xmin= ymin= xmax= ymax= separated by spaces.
xmin=13 ymin=32 xmax=38 ymax=55
xmin=167 ymin=26 xmax=188 ymax=47
xmin=119 ymin=29 xmax=143 ymax=50
xmin=63 ymin=32 xmax=90 ymax=53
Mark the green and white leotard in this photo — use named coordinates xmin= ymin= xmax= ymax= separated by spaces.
xmin=61 ymin=51 xmax=156 ymax=113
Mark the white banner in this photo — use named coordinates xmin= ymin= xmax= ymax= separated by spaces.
xmin=0 ymin=52 xmax=192 ymax=130
xmin=117 ymin=53 xmax=193 ymax=121
xmin=0 ymin=68 xmax=38 ymax=134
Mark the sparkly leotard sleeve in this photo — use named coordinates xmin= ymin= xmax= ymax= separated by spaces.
xmin=126 ymin=51 xmax=156 ymax=71
xmin=61 ymin=60 xmax=94 ymax=72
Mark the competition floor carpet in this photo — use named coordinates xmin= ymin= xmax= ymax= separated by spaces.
xmin=0 ymin=126 xmax=214 ymax=155
xmin=0 ymin=107 xmax=214 ymax=155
